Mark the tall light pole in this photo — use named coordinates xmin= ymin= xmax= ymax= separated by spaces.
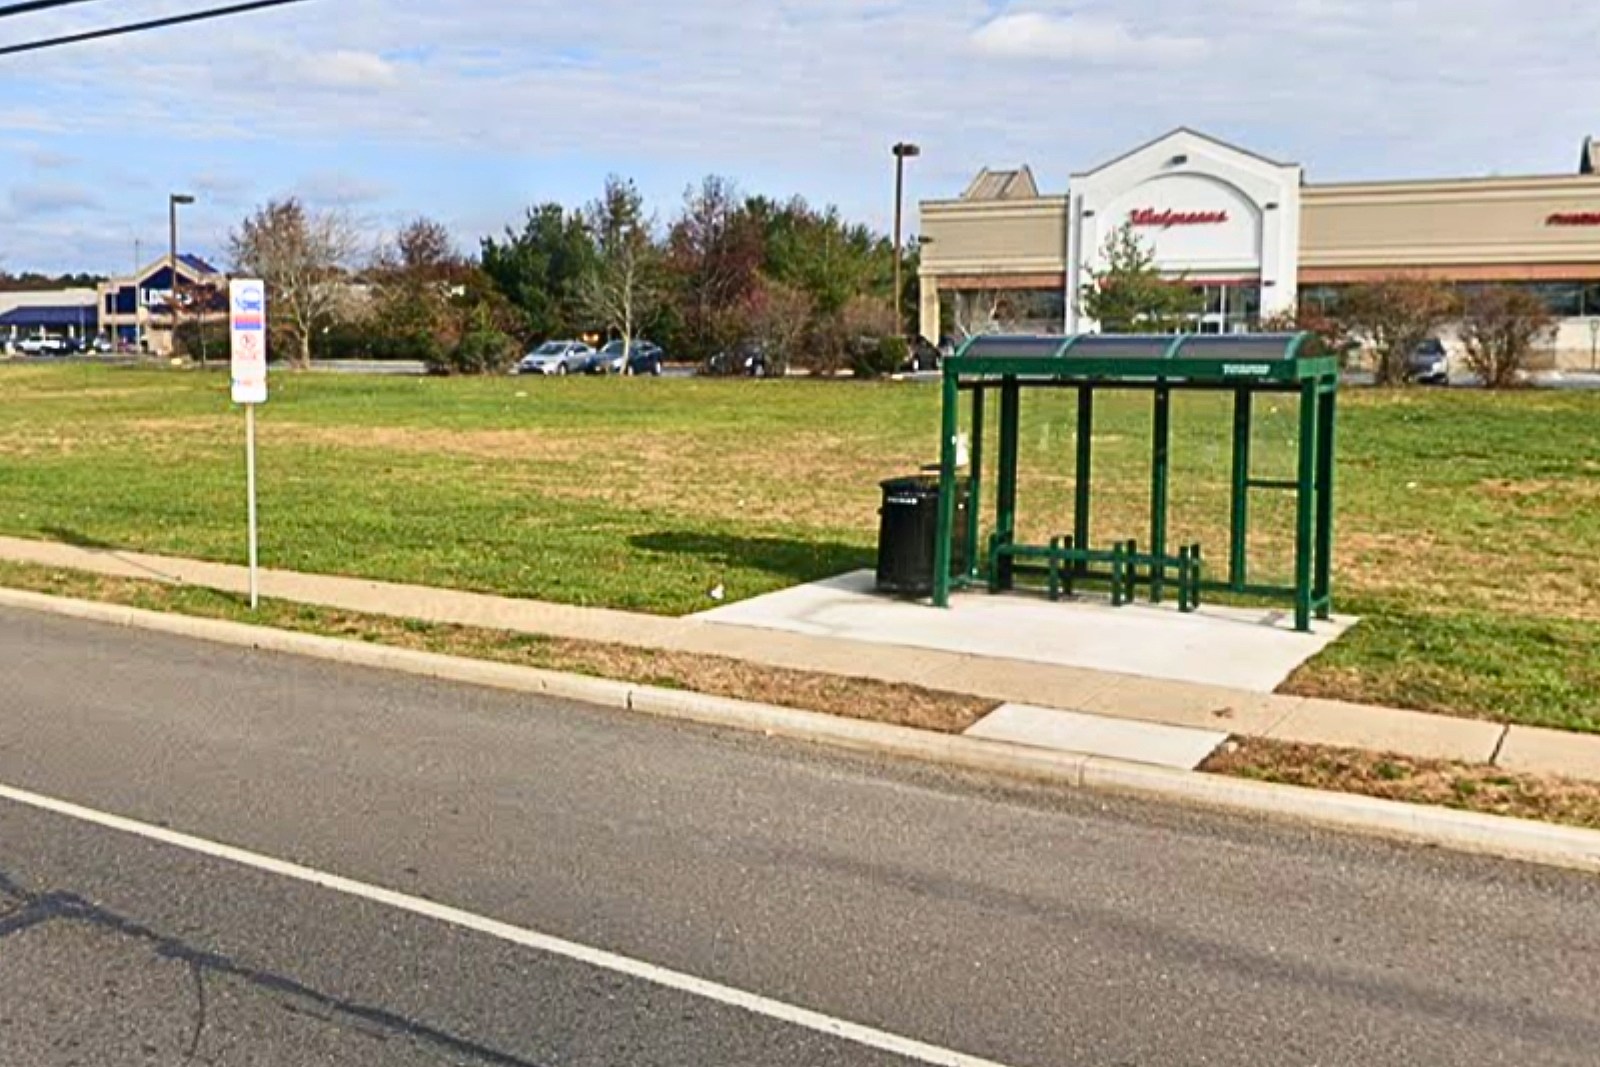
xmin=134 ymin=236 xmax=144 ymax=354
xmin=169 ymin=193 xmax=196 ymax=362
xmin=892 ymin=142 xmax=921 ymax=338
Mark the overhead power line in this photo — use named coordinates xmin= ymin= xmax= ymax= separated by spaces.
xmin=0 ymin=0 xmax=314 ymax=56
xmin=0 ymin=0 xmax=107 ymax=18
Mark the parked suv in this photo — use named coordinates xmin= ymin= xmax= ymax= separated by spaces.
xmin=516 ymin=340 xmax=594 ymax=376
xmin=1408 ymin=338 xmax=1450 ymax=385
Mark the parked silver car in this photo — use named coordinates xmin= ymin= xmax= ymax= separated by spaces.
xmin=516 ymin=340 xmax=594 ymax=376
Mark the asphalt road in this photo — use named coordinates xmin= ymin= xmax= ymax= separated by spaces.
xmin=1 ymin=606 xmax=1598 ymax=1065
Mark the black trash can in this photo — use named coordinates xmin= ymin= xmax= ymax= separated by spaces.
xmin=876 ymin=476 xmax=969 ymax=598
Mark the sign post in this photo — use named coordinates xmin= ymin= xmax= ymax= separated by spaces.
xmin=229 ymin=279 xmax=268 ymax=609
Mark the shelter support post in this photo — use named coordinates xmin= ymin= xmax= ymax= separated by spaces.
xmin=1074 ymin=386 xmax=1094 ymax=576
xmin=994 ymin=377 xmax=1021 ymax=592
xmin=932 ymin=367 xmax=960 ymax=607
xmin=1150 ymin=385 xmax=1172 ymax=603
xmin=1315 ymin=384 xmax=1337 ymax=620
xmin=1293 ymin=379 xmax=1320 ymax=633
xmin=966 ymin=387 xmax=985 ymax=582
xmin=1229 ymin=390 xmax=1253 ymax=592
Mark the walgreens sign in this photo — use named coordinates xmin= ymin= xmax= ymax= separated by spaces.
xmin=1546 ymin=211 xmax=1600 ymax=227
xmin=1129 ymin=208 xmax=1231 ymax=229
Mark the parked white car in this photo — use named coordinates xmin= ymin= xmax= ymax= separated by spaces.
xmin=516 ymin=340 xmax=594 ymax=376
xmin=16 ymin=336 xmax=66 ymax=355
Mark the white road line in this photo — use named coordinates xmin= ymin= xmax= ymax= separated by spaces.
xmin=0 ymin=780 xmax=1016 ymax=1067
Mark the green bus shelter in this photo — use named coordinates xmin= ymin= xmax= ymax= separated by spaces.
xmin=931 ymin=333 xmax=1339 ymax=633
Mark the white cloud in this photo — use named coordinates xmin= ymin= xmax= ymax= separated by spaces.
xmin=971 ymin=11 xmax=1208 ymax=63
xmin=295 ymin=170 xmax=391 ymax=208
xmin=9 ymin=182 xmax=98 ymax=214
xmin=296 ymin=49 xmax=401 ymax=90
xmin=4 ymin=0 xmax=1600 ymax=272
xmin=0 ymin=107 xmax=62 ymax=133
xmin=26 ymin=147 xmax=77 ymax=170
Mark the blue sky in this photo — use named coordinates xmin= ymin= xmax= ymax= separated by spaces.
xmin=1 ymin=0 xmax=1598 ymax=274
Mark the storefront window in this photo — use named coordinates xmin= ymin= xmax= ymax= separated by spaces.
xmin=942 ymin=288 xmax=1066 ymax=337
xmin=1529 ymin=283 xmax=1585 ymax=318
xmin=1583 ymin=284 xmax=1600 ymax=317
xmin=1185 ymin=282 xmax=1262 ymax=334
xmin=1299 ymin=285 xmax=1345 ymax=315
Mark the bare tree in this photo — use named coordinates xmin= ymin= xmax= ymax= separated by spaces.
xmin=368 ymin=216 xmax=468 ymax=365
xmin=745 ymin=279 xmax=813 ymax=375
xmin=581 ymin=176 xmax=661 ymax=371
xmin=667 ymin=175 xmax=764 ymax=359
xmin=229 ymin=198 xmax=360 ymax=368
xmin=1459 ymin=285 xmax=1555 ymax=388
xmin=393 ymin=216 xmax=457 ymax=279
xmin=1336 ymin=277 xmax=1459 ymax=386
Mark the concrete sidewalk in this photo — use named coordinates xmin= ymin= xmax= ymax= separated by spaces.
xmin=2 ymin=534 xmax=1595 ymax=783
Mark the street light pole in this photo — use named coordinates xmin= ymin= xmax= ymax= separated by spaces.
xmin=134 ymin=237 xmax=144 ymax=354
xmin=892 ymin=141 xmax=921 ymax=338
xmin=169 ymin=192 xmax=196 ymax=362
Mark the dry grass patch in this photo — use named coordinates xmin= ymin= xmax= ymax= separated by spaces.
xmin=275 ymin=424 xmax=602 ymax=464
xmin=0 ymin=560 xmax=993 ymax=735
xmin=1205 ymin=738 xmax=1600 ymax=831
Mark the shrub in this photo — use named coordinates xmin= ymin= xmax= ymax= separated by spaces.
xmin=431 ymin=326 xmax=516 ymax=376
xmin=172 ymin=320 xmax=231 ymax=363
xmin=1458 ymin=285 xmax=1555 ymax=389
xmin=1259 ymin=305 xmax=1358 ymax=367
xmin=852 ymin=335 xmax=907 ymax=379
xmin=313 ymin=318 xmax=387 ymax=362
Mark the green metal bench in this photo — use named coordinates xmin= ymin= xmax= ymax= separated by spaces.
xmin=987 ymin=535 xmax=1204 ymax=613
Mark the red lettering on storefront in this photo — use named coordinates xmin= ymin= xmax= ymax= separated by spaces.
xmin=1546 ymin=212 xmax=1600 ymax=227
xmin=1129 ymin=208 xmax=1230 ymax=229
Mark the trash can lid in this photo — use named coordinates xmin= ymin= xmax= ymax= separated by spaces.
xmin=881 ymin=475 xmax=940 ymax=492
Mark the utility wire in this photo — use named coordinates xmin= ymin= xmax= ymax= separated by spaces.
xmin=0 ymin=0 xmax=106 ymax=18
xmin=0 ymin=0 xmax=313 ymax=56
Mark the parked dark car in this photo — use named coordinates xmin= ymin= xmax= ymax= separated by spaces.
xmin=906 ymin=335 xmax=943 ymax=373
xmin=1409 ymin=338 xmax=1450 ymax=385
xmin=590 ymin=339 xmax=665 ymax=376
xmin=705 ymin=340 xmax=770 ymax=377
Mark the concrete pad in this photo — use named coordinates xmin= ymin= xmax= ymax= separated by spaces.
xmin=1267 ymin=698 xmax=1506 ymax=764
xmin=695 ymin=571 xmax=1356 ymax=693
xmin=966 ymin=704 xmax=1228 ymax=770
xmin=1496 ymin=726 xmax=1600 ymax=783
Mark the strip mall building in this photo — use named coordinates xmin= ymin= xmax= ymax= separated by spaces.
xmin=918 ymin=129 xmax=1600 ymax=369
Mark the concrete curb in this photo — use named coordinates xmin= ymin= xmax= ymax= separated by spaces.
xmin=4 ymin=585 xmax=1599 ymax=876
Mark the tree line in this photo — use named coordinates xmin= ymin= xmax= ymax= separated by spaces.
xmin=216 ymin=176 xmax=916 ymax=376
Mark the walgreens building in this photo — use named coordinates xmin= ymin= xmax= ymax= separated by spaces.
xmin=918 ymin=128 xmax=1600 ymax=368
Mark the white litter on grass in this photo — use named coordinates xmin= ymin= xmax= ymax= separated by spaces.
xmin=708 ymin=583 xmax=726 ymax=602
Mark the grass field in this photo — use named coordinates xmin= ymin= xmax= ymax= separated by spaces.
xmin=1 ymin=362 xmax=1596 ymax=730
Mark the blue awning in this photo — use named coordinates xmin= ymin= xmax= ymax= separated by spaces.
xmin=0 ymin=305 xmax=97 ymax=328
